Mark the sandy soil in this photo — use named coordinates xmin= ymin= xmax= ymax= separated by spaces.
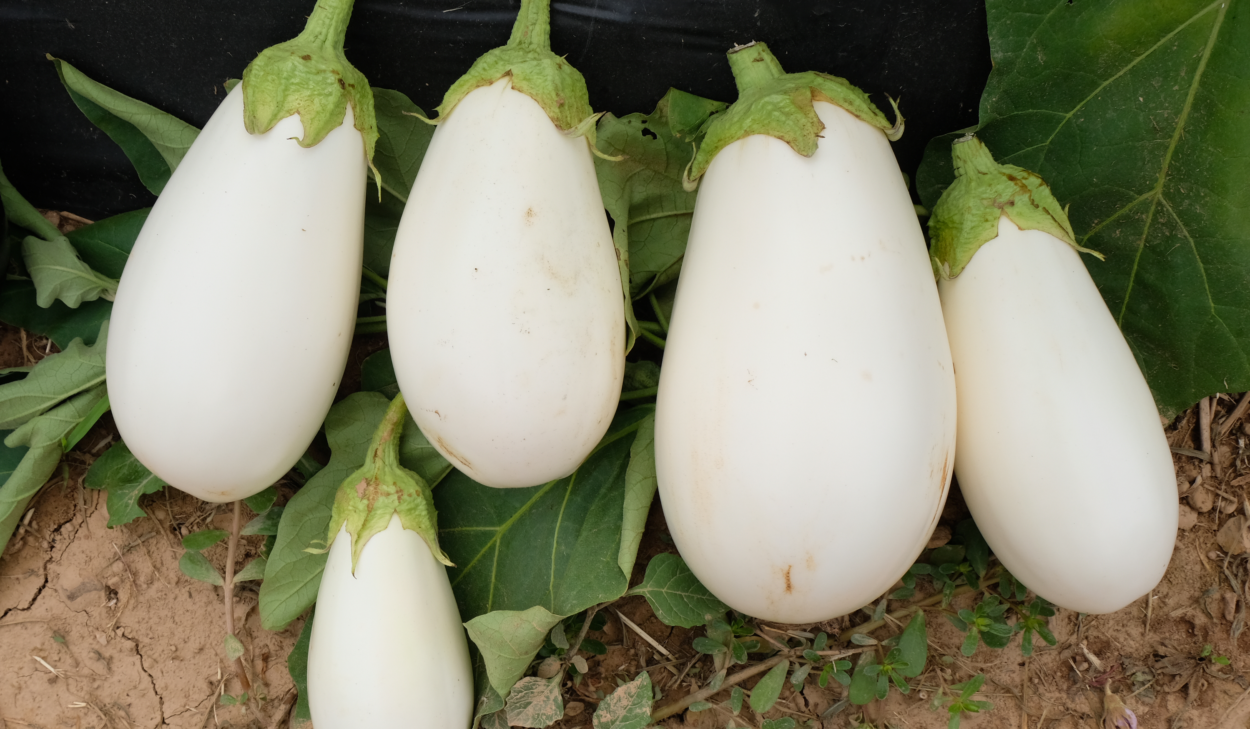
xmin=2 ymin=313 xmax=1250 ymax=728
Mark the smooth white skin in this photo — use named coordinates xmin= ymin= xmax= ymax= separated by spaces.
xmin=308 ymin=516 xmax=473 ymax=729
xmin=939 ymin=217 xmax=1177 ymax=614
xmin=106 ymin=85 xmax=364 ymax=503
xmin=655 ymin=102 xmax=957 ymax=624
xmin=387 ymin=77 xmax=625 ymax=488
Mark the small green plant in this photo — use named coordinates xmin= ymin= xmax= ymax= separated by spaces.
xmin=931 ymin=674 xmax=993 ymax=729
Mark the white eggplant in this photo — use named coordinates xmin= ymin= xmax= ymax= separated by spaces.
xmin=655 ymin=43 xmax=956 ymax=624
xmin=308 ymin=517 xmax=473 ymax=729
xmin=106 ymin=1 xmax=376 ymax=503
xmin=931 ymin=138 xmax=1176 ymax=614
xmin=386 ymin=0 xmax=624 ymax=488
xmin=307 ymin=393 xmax=472 ymax=729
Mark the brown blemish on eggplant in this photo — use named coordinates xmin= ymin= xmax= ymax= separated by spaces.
xmin=435 ymin=435 xmax=474 ymax=471
xmin=300 ymin=54 xmax=312 ymax=61
xmin=524 ymin=207 xmax=536 ymax=225
xmin=784 ymin=566 xmax=793 ymax=593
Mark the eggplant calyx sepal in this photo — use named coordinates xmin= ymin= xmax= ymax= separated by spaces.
xmin=687 ymin=41 xmax=900 ymax=184
xmin=241 ymin=0 xmax=380 ymax=183
xmin=322 ymin=393 xmax=451 ymax=574
xmin=432 ymin=0 xmax=594 ymax=133
xmin=928 ymin=135 xmax=1103 ymax=281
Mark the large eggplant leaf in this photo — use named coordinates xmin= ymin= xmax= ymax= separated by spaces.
xmin=595 ymin=89 xmax=726 ymax=351
xmin=49 ymin=57 xmax=200 ymax=195
xmin=0 ymin=385 xmax=107 ymax=554
xmin=69 ymin=208 xmax=147 ymax=279
xmin=917 ymin=0 xmax=1250 ymax=417
xmin=0 ymin=321 xmax=107 ymax=429
xmin=0 ymin=282 xmax=111 ymax=349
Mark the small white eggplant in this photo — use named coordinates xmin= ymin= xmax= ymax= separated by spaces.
xmin=386 ymin=0 xmax=624 ymax=489
xmin=655 ymin=43 xmax=956 ymax=624
xmin=307 ymin=395 xmax=472 ymax=729
xmin=106 ymin=0 xmax=377 ymax=502
xmin=930 ymin=137 xmax=1177 ymax=614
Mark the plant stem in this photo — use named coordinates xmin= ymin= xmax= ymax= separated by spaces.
xmin=651 ymin=655 xmax=788 ymax=722
xmin=727 ymin=42 xmax=786 ymax=95
xmin=297 ymin=0 xmax=356 ymax=52
xmin=638 ymin=327 xmax=666 ymax=349
xmin=619 ymin=387 xmax=659 ymax=401
xmin=355 ymin=315 xmax=387 ymax=336
xmin=649 ymin=293 xmax=669 ymax=333
xmin=224 ymin=500 xmax=252 ymax=693
xmin=361 ymin=266 xmax=389 ymax=291
xmin=507 ymin=0 xmax=551 ymax=51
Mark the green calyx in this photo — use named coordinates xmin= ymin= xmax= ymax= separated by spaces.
xmin=241 ymin=0 xmax=379 ymax=181
xmin=928 ymin=135 xmax=1102 ymax=280
xmin=685 ymin=41 xmax=902 ymax=188
xmin=321 ymin=393 xmax=451 ymax=574
xmin=432 ymin=0 xmax=596 ymax=138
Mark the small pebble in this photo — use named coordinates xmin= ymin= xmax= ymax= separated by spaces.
xmin=565 ymin=702 xmax=585 ymax=717
xmin=1178 ymin=505 xmax=1198 ymax=531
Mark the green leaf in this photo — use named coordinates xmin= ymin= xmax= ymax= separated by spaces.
xmin=288 ymin=613 xmax=313 ymax=726
xmin=50 ymin=56 xmax=200 ymax=194
xmin=917 ymin=0 xmax=1250 ymax=417
xmin=618 ymin=411 xmax=656 ymax=577
xmin=692 ymin=636 xmax=727 ymax=655
xmin=260 ymin=393 xmax=391 ymax=630
xmin=955 ymin=520 xmax=989 ymax=577
xmin=626 ymin=552 xmax=730 ymax=628
xmin=244 ymin=487 xmax=279 ymax=515
xmin=896 ymin=612 xmax=928 ymax=678
xmin=182 ymin=529 xmax=228 ymax=551
xmin=242 ymin=506 xmax=284 ymax=536
xmin=224 ymin=634 xmax=245 ymax=662
xmin=83 ymin=441 xmax=167 ymax=527
xmin=234 ymin=556 xmax=268 ymax=582
xmin=0 ymin=281 xmax=111 ymax=350
xmin=363 ymin=179 xmax=404 ymax=279
xmin=179 ymin=551 xmax=223 ymax=586
xmin=360 ymin=349 xmax=400 ymax=398
xmin=61 ymin=392 xmax=110 ymax=453
xmin=22 ymin=236 xmax=118 ymax=308
xmin=749 ymin=659 xmax=789 ymax=714
xmin=592 ymin=671 xmax=652 ymax=729
xmin=0 ymin=321 xmax=107 ymax=429
xmin=464 ymin=605 xmax=562 ymax=704
xmin=849 ymin=654 xmax=879 ymax=706
xmin=371 ymin=88 xmax=435 ymax=203
xmin=504 ymin=675 xmax=564 ymax=728
xmin=761 ymin=719 xmax=796 ymax=729
xmin=0 ymin=386 xmax=106 ymax=553
xmin=67 ymin=208 xmax=147 ymax=280
xmin=595 ymin=89 xmax=727 ymax=351
xmin=729 ymin=686 xmax=744 ymax=714
xmin=438 ymin=408 xmax=651 ymax=618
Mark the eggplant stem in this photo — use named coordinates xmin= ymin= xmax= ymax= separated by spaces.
xmin=223 ymin=500 xmax=252 ymax=694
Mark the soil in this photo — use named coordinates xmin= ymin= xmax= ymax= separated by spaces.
xmin=4 ymin=280 xmax=1250 ymax=728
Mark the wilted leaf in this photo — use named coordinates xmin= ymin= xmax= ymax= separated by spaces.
xmin=50 ymin=56 xmax=200 ymax=194
xmin=505 ymin=676 xmax=564 ymax=728
xmin=917 ymin=0 xmax=1250 ymax=416
xmin=0 ymin=321 xmax=107 ymax=429
xmin=83 ymin=441 xmax=167 ymax=527
xmin=224 ymin=634 xmax=245 ymax=662
xmin=592 ymin=672 xmax=653 ymax=729
xmin=627 ymin=552 xmax=730 ymax=628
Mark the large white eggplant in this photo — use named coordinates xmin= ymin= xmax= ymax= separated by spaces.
xmin=386 ymin=0 xmax=624 ymax=489
xmin=930 ymin=137 xmax=1177 ymax=614
xmin=655 ymin=43 xmax=956 ymax=623
xmin=307 ymin=395 xmax=472 ymax=728
xmin=106 ymin=0 xmax=377 ymax=502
